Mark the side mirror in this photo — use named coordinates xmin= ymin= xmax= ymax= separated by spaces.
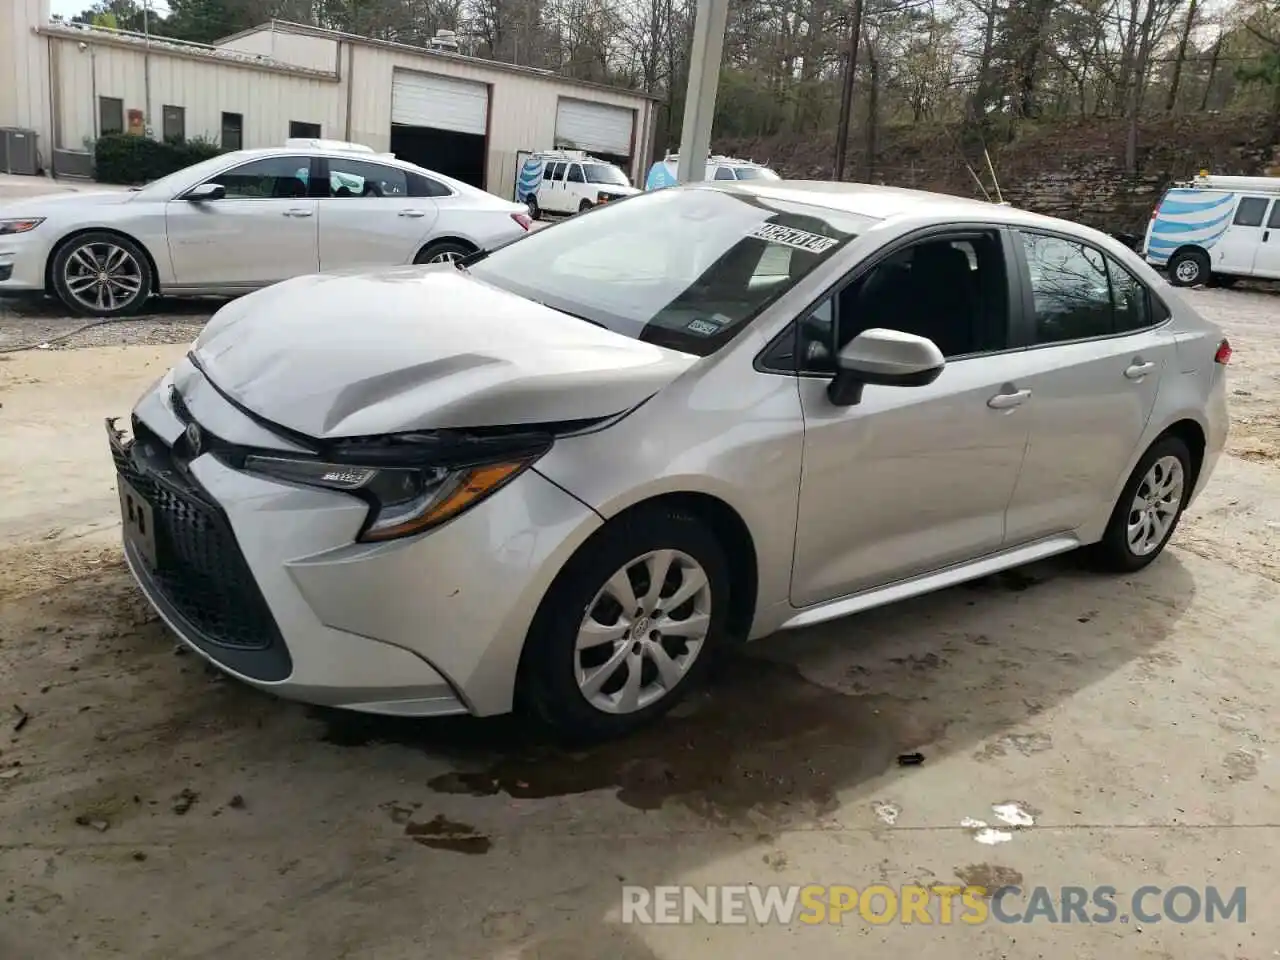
xmin=827 ymin=328 xmax=945 ymax=406
xmin=185 ymin=183 xmax=225 ymax=202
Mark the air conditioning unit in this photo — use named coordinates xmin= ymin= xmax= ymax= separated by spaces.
xmin=0 ymin=127 xmax=39 ymax=176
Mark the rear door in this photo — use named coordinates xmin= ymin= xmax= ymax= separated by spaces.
xmin=1215 ymin=196 xmax=1268 ymax=275
xmin=1003 ymin=230 xmax=1175 ymax=543
xmin=164 ymin=154 xmax=320 ymax=288
xmin=315 ymin=155 xmax=439 ymax=271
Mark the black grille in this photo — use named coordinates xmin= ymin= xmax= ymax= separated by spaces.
xmin=113 ymin=422 xmax=285 ymax=658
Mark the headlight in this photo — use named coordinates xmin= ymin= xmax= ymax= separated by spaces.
xmin=243 ymin=454 xmax=536 ymax=542
xmin=0 ymin=218 xmax=46 ymax=235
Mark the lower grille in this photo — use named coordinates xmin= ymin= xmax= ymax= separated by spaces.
xmin=113 ymin=426 xmax=284 ymax=655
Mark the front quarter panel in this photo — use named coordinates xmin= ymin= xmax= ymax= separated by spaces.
xmin=533 ymin=329 xmax=805 ymax=640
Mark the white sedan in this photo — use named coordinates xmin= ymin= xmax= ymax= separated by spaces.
xmin=0 ymin=143 xmax=532 ymax=316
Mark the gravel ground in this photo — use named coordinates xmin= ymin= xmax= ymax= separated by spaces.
xmin=0 ymin=296 xmax=222 ymax=353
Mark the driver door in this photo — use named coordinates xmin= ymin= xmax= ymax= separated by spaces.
xmin=789 ymin=229 xmax=1033 ymax=606
xmin=164 ymin=154 xmax=321 ymax=289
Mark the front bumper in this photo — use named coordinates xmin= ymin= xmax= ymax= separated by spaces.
xmin=0 ymin=229 xmax=51 ymax=292
xmin=111 ymin=364 xmax=603 ymax=717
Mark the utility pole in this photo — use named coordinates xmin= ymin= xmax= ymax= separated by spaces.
xmin=832 ymin=0 xmax=864 ymax=181
xmin=676 ymin=0 xmax=729 ymax=184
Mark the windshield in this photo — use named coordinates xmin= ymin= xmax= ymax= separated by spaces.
xmin=467 ymin=187 xmax=871 ymax=357
xmin=734 ymin=166 xmax=780 ymax=181
xmin=584 ymin=163 xmax=629 ymax=186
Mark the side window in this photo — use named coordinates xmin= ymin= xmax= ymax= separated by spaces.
xmin=542 ymin=163 xmax=556 ymax=181
xmin=324 ymin=157 xmax=409 ymax=198
xmin=1020 ymin=233 xmax=1112 ymax=344
xmin=799 ymin=231 xmax=1009 ymax=371
xmin=549 ymin=162 xmax=566 ymax=182
xmin=714 ymin=166 xmax=736 ymax=181
xmin=566 ymin=163 xmax=585 ymax=183
xmin=1233 ymin=197 xmax=1267 ymax=227
xmin=1107 ymin=257 xmax=1154 ymax=333
xmin=407 ymin=172 xmax=451 ymax=198
xmin=1267 ymin=200 xmax=1280 ymax=229
xmin=206 ymin=156 xmax=312 ymax=200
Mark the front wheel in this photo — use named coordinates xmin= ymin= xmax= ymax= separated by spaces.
xmin=1167 ymin=249 xmax=1209 ymax=287
xmin=51 ymin=232 xmax=152 ymax=317
xmin=1090 ymin=435 xmax=1193 ymax=572
xmin=520 ymin=508 xmax=731 ymax=741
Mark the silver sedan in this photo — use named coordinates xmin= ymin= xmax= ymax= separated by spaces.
xmin=0 ymin=144 xmax=530 ymax=316
xmin=110 ymin=181 xmax=1229 ymax=739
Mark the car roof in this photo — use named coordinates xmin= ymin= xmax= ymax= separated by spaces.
xmin=706 ymin=179 xmax=1102 ymax=238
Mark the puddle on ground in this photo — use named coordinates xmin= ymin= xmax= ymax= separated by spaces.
xmin=316 ymin=656 xmax=946 ymax=821
xmin=956 ymin=863 xmax=1024 ymax=894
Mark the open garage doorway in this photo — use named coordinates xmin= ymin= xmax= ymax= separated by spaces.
xmin=390 ymin=69 xmax=489 ymax=189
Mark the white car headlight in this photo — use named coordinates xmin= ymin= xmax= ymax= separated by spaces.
xmin=0 ymin=218 xmax=46 ymax=236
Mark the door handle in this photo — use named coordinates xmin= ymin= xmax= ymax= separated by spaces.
xmin=283 ymin=208 xmax=313 ymax=218
xmin=398 ymin=209 xmax=427 ymax=218
xmin=987 ymin=388 xmax=1031 ymax=409
xmin=1124 ymin=360 xmax=1156 ymax=379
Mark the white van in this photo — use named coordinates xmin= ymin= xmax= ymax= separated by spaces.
xmin=514 ymin=150 xmax=639 ymax=219
xmin=645 ymin=154 xmax=780 ymax=190
xmin=1144 ymin=172 xmax=1280 ymax=286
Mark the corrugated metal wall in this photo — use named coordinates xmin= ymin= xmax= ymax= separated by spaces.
xmin=0 ymin=0 xmax=53 ymax=163
xmin=53 ymin=38 xmax=342 ymax=150
xmin=219 ymin=28 xmax=338 ymax=73
xmin=347 ymin=45 xmax=650 ymax=197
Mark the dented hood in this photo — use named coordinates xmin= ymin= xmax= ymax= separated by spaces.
xmin=190 ymin=266 xmax=697 ymax=439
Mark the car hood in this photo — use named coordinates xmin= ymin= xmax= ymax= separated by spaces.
xmin=0 ymin=190 xmax=135 ymax=215
xmin=190 ymin=266 xmax=698 ymax=439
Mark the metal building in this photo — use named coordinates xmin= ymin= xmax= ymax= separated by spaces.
xmin=0 ymin=0 xmax=657 ymax=197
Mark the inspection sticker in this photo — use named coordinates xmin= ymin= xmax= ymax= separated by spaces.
xmin=686 ymin=319 xmax=722 ymax=336
xmin=750 ymin=223 xmax=839 ymax=254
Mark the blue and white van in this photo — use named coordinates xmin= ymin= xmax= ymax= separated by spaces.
xmin=644 ymin=154 xmax=780 ymax=190
xmin=1144 ymin=172 xmax=1280 ymax=286
xmin=514 ymin=150 xmax=638 ymax=219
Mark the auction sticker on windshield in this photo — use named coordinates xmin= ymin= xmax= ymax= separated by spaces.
xmin=750 ymin=223 xmax=840 ymax=254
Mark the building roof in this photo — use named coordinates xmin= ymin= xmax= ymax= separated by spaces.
xmin=217 ymin=20 xmax=660 ymax=102
xmin=37 ymin=21 xmax=339 ymax=80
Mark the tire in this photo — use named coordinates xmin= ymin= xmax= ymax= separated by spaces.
xmin=525 ymin=195 xmax=540 ymax=221
xmin=520 ymin=507 xmax=732 ymax=741
xmin=1090 ymin=435 xmax=1193 ymax=573
xmin=578 ymin=199 xmax=594 ymax=213
xmin=414 ymin=240 xmax=475 ymax=265
xmin=50 ymin=231 xmax=152 ymax=317
xmin=1167 ymin=249 xmax=1209 ymax=287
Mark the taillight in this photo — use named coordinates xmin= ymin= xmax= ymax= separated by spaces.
xmin=511 ymin=213 xmax=532 ymax=231
xmin=1214 ymin=339 xmax=1232 ymax=364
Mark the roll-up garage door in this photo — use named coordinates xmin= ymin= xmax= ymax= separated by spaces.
xmin=554 ymin=98 xmax=634 ymax=156
xmin=391 ymin=69 xmax=488 ymax=135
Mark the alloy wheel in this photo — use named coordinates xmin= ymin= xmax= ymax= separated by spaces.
xmin=1126 ymin=455 xmax=1184 ymax=556
xmin=1174 ymin=259 xmax=1200 ymax=284
xmin=63 ymin=241 xmax=144 ymax=313
xmin=427 ymin=250 xmax=464 ymax=264
xmin=574 ymin=549 xmax=712 ymax=714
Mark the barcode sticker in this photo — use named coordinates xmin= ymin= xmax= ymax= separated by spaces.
xmin=749 ymin=223 xmax=839 ymax=254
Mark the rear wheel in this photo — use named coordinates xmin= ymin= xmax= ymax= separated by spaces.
xmin=1090 ymin=435 xmax=1193 ymax=572
xmin=578 ymin=199 xmax=593 ymax=213
xmin=525 ymin=195 xmax=540 ymax=220
xmin=414 ymin=240 xmax=475 ymax=265
xmin=51 ymin=231 xmax=152 ymax=317
xmin=1167 ymin=249 xmax=1209 ymax=287
xmin=520 ymin=508 xmax=731 ymax=741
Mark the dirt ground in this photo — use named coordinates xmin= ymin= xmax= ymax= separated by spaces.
xmin=0 ymin=286 xmax=1278 ymax=960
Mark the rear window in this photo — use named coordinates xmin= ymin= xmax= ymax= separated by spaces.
xmin=467 ymin=187 xmax=870 ymax=357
